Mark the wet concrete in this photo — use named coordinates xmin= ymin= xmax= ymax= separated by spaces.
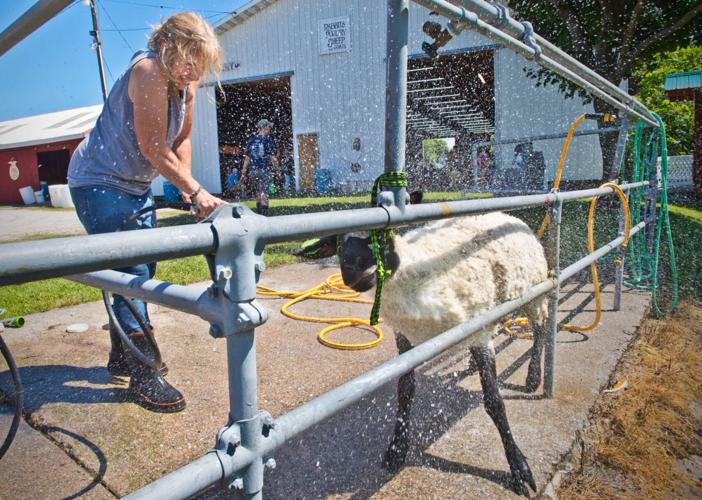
xmin=0 ymin=260 xmax=649 ymax=498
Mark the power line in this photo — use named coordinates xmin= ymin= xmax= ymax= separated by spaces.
xmin=102 ymin=0 xmax=234 ymax=15
xmin=97 ymin=0 xmax=135 ymax=53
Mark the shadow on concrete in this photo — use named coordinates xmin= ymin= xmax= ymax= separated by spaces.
xmin=0 ymin=365 xmax=127 ymax=411
xmin=201 ymin=340 xmax=541 ymax=499
xmin=40 ymin=425 xmax=109 ymax=499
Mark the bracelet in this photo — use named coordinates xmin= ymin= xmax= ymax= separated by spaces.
xmin=188 ymin=185 xmax=202 ymax=202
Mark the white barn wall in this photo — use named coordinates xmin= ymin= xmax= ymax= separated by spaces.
xmin=494 ymin=50 xmax=603 ymax=181
xmin=191 ymin=88 xmax=222 ymax=193
xmin=209 ymin=0 xmax=389 ymax=192
xmin=192 ymin=0 xmax=605 ymax=193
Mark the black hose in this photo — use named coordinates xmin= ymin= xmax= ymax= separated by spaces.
xmin=0 ymin=333 xmax=23 ymax=460
xmin=102 ymin=201 xmax=194 ymax=370
xmin=0 ymin=201 xmax=194 ymax=459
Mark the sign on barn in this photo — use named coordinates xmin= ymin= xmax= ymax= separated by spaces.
xmin=319 ymin=17 xmax=351 ymax=55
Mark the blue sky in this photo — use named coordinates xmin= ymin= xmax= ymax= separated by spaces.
xmin=0 ymin=0 xmax=248 ymax=121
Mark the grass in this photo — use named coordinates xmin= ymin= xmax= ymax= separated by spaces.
xmin=0 ymin=191 xmax=700 ymax=318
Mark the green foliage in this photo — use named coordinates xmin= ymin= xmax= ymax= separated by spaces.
xmin=509 ymin=1 xmax=702 ymax=104
xmin=422 ymin=138 xmax=450 ymax=167
xmin=632 ymin=46 xmax=701 ymax=155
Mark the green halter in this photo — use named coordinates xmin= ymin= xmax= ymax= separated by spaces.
xmin=369 ymin=172 xmax=408 ymax=325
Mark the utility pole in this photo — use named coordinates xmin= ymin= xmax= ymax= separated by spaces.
xmin=88 ymin=0 xmax=108 ymax=103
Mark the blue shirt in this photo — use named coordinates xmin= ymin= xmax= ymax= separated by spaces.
xmin=245 ymin=135 xmax=276 ymax=173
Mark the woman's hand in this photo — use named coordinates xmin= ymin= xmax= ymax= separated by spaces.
xmin=192 ymin=188 xmax=227 ymax=219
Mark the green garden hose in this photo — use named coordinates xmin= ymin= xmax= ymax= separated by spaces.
xmin=624 ymin=114 xmax=678 ymax=315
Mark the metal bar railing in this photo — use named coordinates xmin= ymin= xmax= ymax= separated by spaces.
xmin=412 ymin=0 xmax=659 ymax=128
xmin=0 ymin=0 xmax=73 ymax=57
xmin=126 ymin=207 xmax=644 ymax=499
xmin=442 ymin=0 xmax=657 ymax=125
xmin=0 ymin=182 xmax=648 ymax=287
xmin=0 ymin=224 xmax=215 ymax=286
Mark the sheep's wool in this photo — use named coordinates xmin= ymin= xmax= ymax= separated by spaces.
xmin=382 ymin=212 xmax=548 ymax=346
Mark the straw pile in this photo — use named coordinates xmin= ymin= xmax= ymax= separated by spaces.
xmin=559 ymin=299 xmax=702 ymax=498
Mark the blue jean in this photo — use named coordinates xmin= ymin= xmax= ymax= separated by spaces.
xmin=70 ymin=185 xmax=156 ymax=334
xmin=250 ymin=169 xmax=272 ymax=196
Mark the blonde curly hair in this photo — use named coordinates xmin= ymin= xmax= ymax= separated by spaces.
xmin=148 ymin=12 xmax=223 ymax=86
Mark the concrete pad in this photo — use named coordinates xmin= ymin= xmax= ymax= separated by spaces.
xmin=0 ymin=207 xmax=85 ymax=242
xmin=0 ymin=260 xmax=649 ymax=498
xmin=0 ymin=413 xmax=113 ymax=499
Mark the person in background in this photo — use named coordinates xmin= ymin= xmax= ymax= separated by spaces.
xmin=477 ymin=147 xmax=493 ymax=189
xmin=409 ymin=190 xmax=424 ymax=204
xmin=220 ymin=143 xmax=243 ymax=199
xmin=279 ymin=147 xmax=295 ymax=194
xmin=67 ymin=12 xmax=226 ymax=413
xmin=513 ymin=143 xmax=530 ymax=170
xmin=240 ymin=119 xmax=278 ymax=215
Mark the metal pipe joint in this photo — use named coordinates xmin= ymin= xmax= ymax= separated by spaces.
xmin=215 ymin=409 xmax=277 ymax=493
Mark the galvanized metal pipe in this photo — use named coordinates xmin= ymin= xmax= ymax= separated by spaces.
xmin=543 ymin=198 xmax=561 ymax=397
xmin=0 ymin=183 xmax=648 ymax=287
xmin=127 ymin=215 xmax=643 ymax=498
xmin=411 ymin=0 xmax=658 ymax=127
xmin=444 ymin=0 xmax=657 ymax=125
xmin=384 ymin=0 xmax=409 ymax=177
xmin=124 ymin=451 xmax=231 ymax=499
xmin=0 ymin=224 xmax=215 ymax=286
xmin=0 ymin=0 xmax=73 ymax=57
xmin=261 ymin=181 xmax=648 ymax=243
xmin=612 ymin=116 xmax=631 ymax=311
xmin=67 ymin=271 xmax=219 ymax=323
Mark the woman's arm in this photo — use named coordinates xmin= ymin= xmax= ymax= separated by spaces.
xmin=129 ymin=60 xmax=224 ymax=216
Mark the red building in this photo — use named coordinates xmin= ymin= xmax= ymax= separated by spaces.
xmin=0 ymin=105 xmax=102 ymax=204
xmin=664 ymin=71 xmax=701 ymax=197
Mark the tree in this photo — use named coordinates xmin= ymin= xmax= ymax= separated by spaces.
xmin=422 ymin=138 xmax=450 ymax=168
xmin=507 ymin=0 xmax=702 ymax=179
xmin=632 ymin=46 xmax=701 ymax=156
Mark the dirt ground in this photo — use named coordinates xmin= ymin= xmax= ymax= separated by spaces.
xmin=556 ymin=298 xmax=702 ymax=499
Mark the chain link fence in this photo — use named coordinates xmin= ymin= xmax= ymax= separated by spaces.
xmin=659 ymin=155 xmax=693 ymax=189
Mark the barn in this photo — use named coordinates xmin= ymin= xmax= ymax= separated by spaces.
xmin=188 ymin=0 xmax=603 ymax=195
xmin=0 ymin=105 xmax=101 ymax=205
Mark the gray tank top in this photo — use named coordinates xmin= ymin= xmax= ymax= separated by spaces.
xmin=68 ymin=50 xmax=188 ymax=195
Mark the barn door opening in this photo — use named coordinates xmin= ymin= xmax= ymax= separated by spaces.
xmin=216 ymin=75 xmax=293 ymax=196
xmin=37 ymin=149 xmax=70 ymax=185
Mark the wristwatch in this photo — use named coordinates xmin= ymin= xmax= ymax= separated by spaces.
xmin=188 ymin=185 xmax=202 ymax=202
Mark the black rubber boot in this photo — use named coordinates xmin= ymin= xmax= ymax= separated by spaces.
xmin=107 ymin=324 xmax=167 ymax=377
xmin=126 ymin=333 xmax=185 ymax=413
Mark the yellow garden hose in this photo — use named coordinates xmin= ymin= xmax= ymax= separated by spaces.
xmin=257 ymin=273 xmax=384 ymax=350
xmin=559 ymin=182 xmax=630 ymax=332
xmin=536 ymin=113 xmax=615 ymax=239
xmin=503 ymin=181 xmax=630 ymax=336
xmin=505 ymin=112 xmax=627 ymax=337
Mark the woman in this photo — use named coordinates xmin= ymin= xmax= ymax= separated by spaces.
xmin=68 ymin=12 xmax=226 ymax=412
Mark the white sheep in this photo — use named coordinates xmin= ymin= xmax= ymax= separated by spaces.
xmin=303 ymin=211 xmax=548 ymax=495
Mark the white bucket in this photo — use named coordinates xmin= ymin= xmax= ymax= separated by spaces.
xmin=19 ymin=186 xmax=36 ymax=205
xmin=34 ymin=191 xmax=45 ymax=204
xmin=48 ymin=184 xmax=75 ymax=208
